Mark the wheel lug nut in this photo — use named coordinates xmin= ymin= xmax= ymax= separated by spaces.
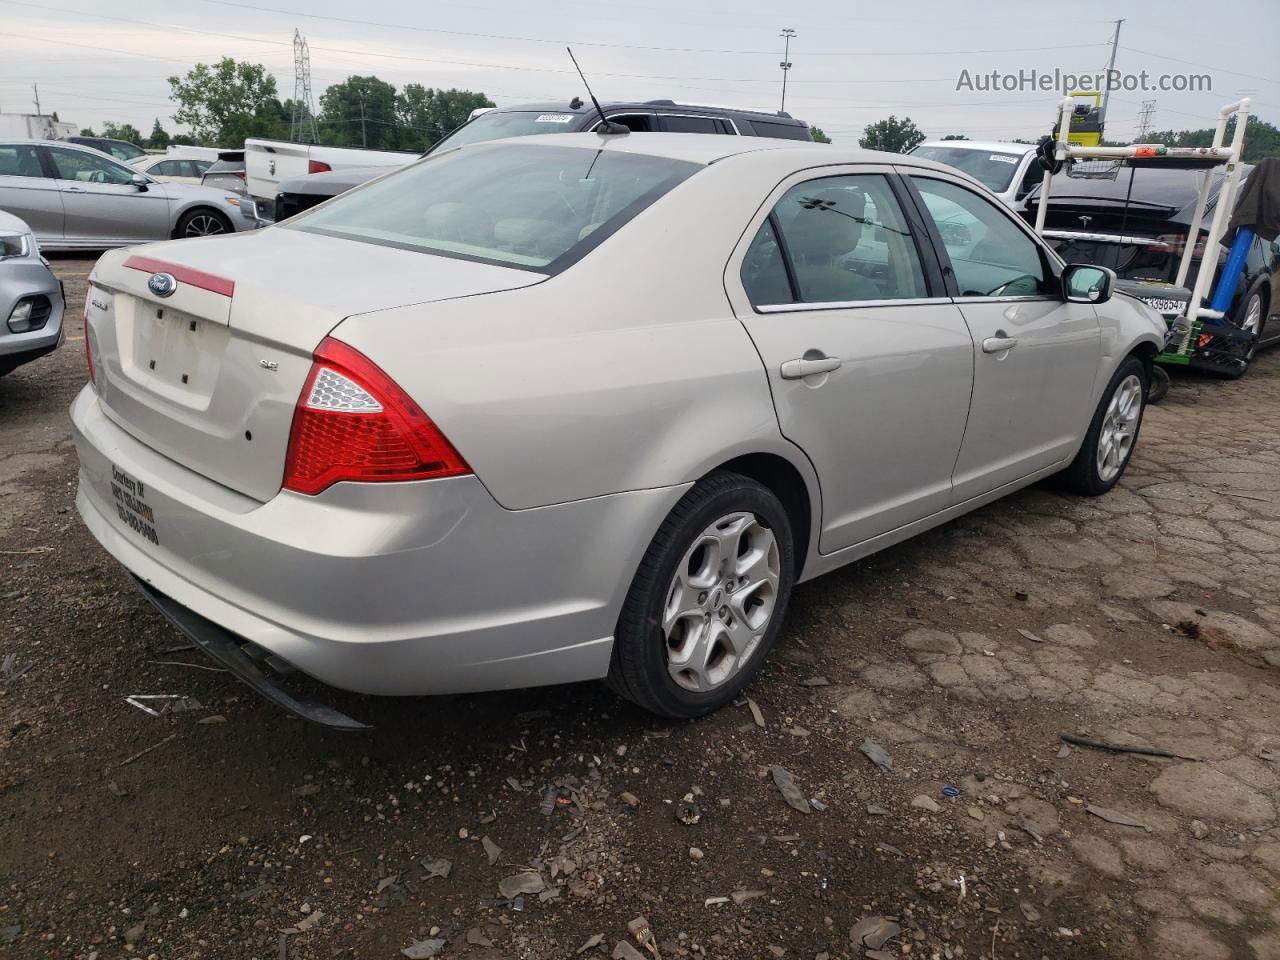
xmin=718 ymin=606 xmax=728 ymax=618
xmin=698 ymin=591 xmax=708 ymax=604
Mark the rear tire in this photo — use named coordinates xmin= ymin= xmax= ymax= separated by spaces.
xmin=176 ymin=208 xmax=232 ymax=239
xmin=1061 ymin=355 xmax=1148 ymax=496
xmin=607 ymin=471 xmax=795 ymax=719
xmin=1146 ymin=365 xmax=1170 ymax=404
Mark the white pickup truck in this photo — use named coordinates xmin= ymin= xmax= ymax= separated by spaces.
xmin=244 ymin=139 xmax=418 ymax=207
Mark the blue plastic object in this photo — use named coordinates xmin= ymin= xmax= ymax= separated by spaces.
xmin=1209 ymin=226 xmax=1255 ymax=314
xmin=942 ymin=785 xmax=961 ymax=798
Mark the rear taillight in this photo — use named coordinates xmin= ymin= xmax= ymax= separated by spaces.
xmin=283 ymin=337 xmax=470 ymax=496
xmin=308 ymin=160 xmax=331 ymax=175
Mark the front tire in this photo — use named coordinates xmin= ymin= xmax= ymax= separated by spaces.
xmin=176 ymin=208 xmax=232 ymax=239
xmin=607 ymin=471 xmax=795 ymax=719
xmin=1220 ymin=290 xmax=1265 ymax=380
xmin=1061 ymin=355 xmax=1148 ymax=496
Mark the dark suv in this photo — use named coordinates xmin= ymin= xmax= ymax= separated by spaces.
xmin=266 ymin=99 xmax=813 ymax=221
xmin=62 ymin=136 xmax=146 ymax=163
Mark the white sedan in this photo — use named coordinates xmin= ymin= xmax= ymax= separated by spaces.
xmin=71 ymin=133 xmax=1166 ymax=727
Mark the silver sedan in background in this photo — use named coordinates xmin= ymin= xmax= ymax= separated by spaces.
xmin=0 ymin=140 xmax=253 ymax=251
xmin=0 ymin=209 xmax=63 ymax=377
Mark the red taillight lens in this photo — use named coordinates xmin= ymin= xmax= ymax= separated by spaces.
xmin=282 ymin=337 xmax=470 ymax=496
xmin=308 ymin=160 xmax=331 ymax=175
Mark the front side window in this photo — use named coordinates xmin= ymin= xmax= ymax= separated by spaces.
xmin=291 ymin=143 xmax=700 ymax=272
xmin=48 ymin=148 xmax=136 ymax=185
xmin=742 ymin=173 xmax=927 ymax=306
xmin=0 ymin=145 xmax=45 ymax=179
xmin=911 ymin=177 xmax=1050 ymax=297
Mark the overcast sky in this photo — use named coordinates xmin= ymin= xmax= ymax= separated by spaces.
xmin=1 ymin=0 xmax=1276 ymax=144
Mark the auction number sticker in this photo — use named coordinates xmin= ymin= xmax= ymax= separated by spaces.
xmin=110 ymin=463 xmax=160 ymax=546
xmin=535 ymin=114 xmax=575 ymax=123
xmin=989 ymin=154 xmax=1019 ymax=164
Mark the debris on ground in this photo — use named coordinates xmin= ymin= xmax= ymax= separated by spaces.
xmin=400 ymin=937 xmax=447 ymax=958
xmin=422 ymin=857 xmax=453 ymax=879
xmin=577 ymin=933 xmax=604 ymax=953
xmin=498 ymin=872 xmax=545 ymax=899
xmin=1085 ymin=805 xmax=1152 ymax=832
xmin=849 ymin=916 xmax=901 ymax=950
xmin=859 ymin=738 xmax=894 ymax=773
xmin=1017 ymin=628 xmax=1045 ymax=643
xmin=769 ymin=766 xmax=811 ymax=814
xmin=1061 ymin=732 xmax=1200 ymax=761
xmin=911 ymin=795 xmax=941 ymax=813
xmin=747 ymin=698 xmax=765 ymax=728
xmin=481 ymin=836 xmax=503 ymax=865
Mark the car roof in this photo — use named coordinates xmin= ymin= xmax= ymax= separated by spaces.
xmin=6 ymin=138 xmax=114 ymax=155
xmin=490 ymin=100 xmax=808 ymax=125
xmin=915 ymin=140 xmax=1034 ymax=154
xmin=458 ymin=132 xmax=985 ymax=182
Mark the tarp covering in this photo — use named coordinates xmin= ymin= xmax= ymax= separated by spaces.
xmin=1225 ymin=156 xmax=1280 ymax=244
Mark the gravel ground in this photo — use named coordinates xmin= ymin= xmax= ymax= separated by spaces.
xmin=1 ymin=256 xmax=1278 ymax=960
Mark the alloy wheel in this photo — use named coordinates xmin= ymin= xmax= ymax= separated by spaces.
xmin=184 ymin=214 xmax=227 ymax=237
xmin=1096 ymin=374 xmax=1143 ymax=483
xmin=661 ymin=512 xmax=780 ymax=693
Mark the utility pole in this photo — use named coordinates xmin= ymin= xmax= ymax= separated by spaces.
xmin=32 ymin=83 xmax=41 ymax=115
xmin=1137 ymin=99 xmax=1156 ymax=139
xmin=1098 ymin=18 xmax=1124 ymax=131
xmin=357 ymin=86 xmax=368 ymax=147
xmin=778 ymin=28 xmax=796 ymax=114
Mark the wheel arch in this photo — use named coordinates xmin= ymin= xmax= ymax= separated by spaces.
xmin=712 ymin=451 xmax=817 ymax=579
xmin=171 ymin=204 xmax=232 ymax=239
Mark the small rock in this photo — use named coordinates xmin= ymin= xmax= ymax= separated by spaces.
xmin=911 ymin=795 xmax=940 ymax=813
xmin=498 ymin=872 xmax=545 ymax=899
xmin=577 ymin=933 xmax=604 ymax=954
xmin=612 ymin=942 xmax=646 ymax=960
xmin=123 ymin=924 xmax=145 ymax=945
xmin=866 ymin=804 xmax=891 ymax=817
xmin=967 ymin=806 xmax=984 ymax=821
xmin=860 ymin=738 xmax=894 ymax=773
xmin=421 ymin=857 xmax=452 ymax=879
xmin=481 ymin=836 xmax=502 ymax=865
xmin=767 ymin=947 xmax=786 ymax=958
xmin=1191 ymin=820 xmax=1210 ymax=839
xmin=620 ymin=791 xmax=640 ymax=807
xmin=731 ymin=889 xmax=765 ymax=904
xmin=293 ymin=783 xmax=321 ymax=798
xmin=1020 ymin=901 xmax=1041 ymax=922
xmin=770 ymin=766 xmax=811 ymax=814
xmin=800 ymin=676 xmax=830 ymax=687
xmin=849 ymin=916 xmax=901 ymax=950
xmin=688 ymin=847 xmax=704 ymax=861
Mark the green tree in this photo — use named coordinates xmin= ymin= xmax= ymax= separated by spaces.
xmin=859 ymin=115 xmax=925 ymax=153
xmin=1142 ymin=116 xmax=1278 ymax=161
xmin=319 ymin=75 xmax=400 ymax=149
xmin=78 ymin=126 xmax=96 ymax=137
xmin=395 ymin=85 xmax=493 ymax=151
xmin=808 ymin=125 xmax=831 ymax=144
xmin=148 ymin=118 xmax=171 ymax=150
xmin=942 ymin=133 xmax=969 ymax=140
xmin=168 ymin=58 xmax=285 ymax=147
xmin=100 ymin=121 xmax=144 ymax=144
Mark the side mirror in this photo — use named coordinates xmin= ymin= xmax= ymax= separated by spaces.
xmin=131 ymin=173 xmax=149 ymax=191
xmin=1063 ymin=263 xmax=1114 ymax=304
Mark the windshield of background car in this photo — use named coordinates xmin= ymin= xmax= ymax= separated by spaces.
xmin=431 ymin=111 xmax=582 ymax=151
xmin=910 ymin=146 xmax=1024 ymax=192
xmin=290 ymin=143 xmax=701 ymax=272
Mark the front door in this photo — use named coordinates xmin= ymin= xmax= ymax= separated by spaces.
xmin=726 ymin=168 xmax=975 ymax=553
xmin=0 ymin=144 xmax=64 ymax=243
xmin=904 ymin=173 xmax=1100 ymax=501
xmin=45 ymin=146 xmax=170 ymax=245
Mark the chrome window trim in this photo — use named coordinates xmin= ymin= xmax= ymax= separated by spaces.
xmin=951 ymin=295 xmax=1058 ymax=304
xmin=756 ymin=296 xmax=956 ymax=314
xmin=1044 ymin=229 xmax=1172 ymax=248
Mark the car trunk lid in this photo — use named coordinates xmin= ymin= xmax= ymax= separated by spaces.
xmin=85 ymin=229 xmax=544 ymax=502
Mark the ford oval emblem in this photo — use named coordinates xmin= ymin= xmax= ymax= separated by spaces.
xmin=148 ymin=273 xmax=177 ymax=298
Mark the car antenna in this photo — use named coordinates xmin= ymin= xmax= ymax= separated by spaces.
xmin=566 ymin=47 xmax=628 ymax=136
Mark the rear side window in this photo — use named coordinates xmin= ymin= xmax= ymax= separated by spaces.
xmin=291 ymin=143 xmax=701 ymax=273
xmin=743 ymin=119 xmax=811 ymax=141
xmin=742 ymin=173 xmax=927 ymax=306
xmin=0 ymin=145 xmax=44 ymax=178
xmin=661 ymin=115 xmax=727 ymax=135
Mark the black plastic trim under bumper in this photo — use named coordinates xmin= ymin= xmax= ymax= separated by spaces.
xmin=130 ymin=576 xmax=372 ymax=732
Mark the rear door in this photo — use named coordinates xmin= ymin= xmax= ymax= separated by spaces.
xmin=903 ymin=171 xmax=1100 ymax=501
xmin=0 ymin=143 xmax=63 ymax=243
xmin=725 ymin=166 xmax=976 ymax=553
xmin=45 ymin=146 xmax=170 ymax=244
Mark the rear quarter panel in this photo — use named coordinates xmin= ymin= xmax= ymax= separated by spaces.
xmin=331 ymin=158 xmax=799 ymax=512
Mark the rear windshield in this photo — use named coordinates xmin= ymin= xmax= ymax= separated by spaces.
xmin=205 ymin=159 xmax=244 ymax=173
xmin=910 ymin=145 xmax=1025 ymax=193
xmin=289 ymin=143 xmax=700 ymax=272
xmin=432 ymin=111 xmax=583 ymax=152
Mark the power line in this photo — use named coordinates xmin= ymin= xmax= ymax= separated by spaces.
xmin=1119 ymin=45 xmax=1279 ymax=86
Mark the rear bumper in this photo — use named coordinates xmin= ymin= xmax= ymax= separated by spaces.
xmin=71 ymin=386 xmax=687 ymax=696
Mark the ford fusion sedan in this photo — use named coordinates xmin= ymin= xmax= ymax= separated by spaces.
xmin=70 ymin=133 xmax=1165 ymax=727
xmin=0 ymin=210 xmax=64 ymax=377
xmin=0 ymin=140 xmax=252 ymax=251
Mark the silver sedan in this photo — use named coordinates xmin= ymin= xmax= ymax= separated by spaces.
xmin=0 ymin=209 xmax=64 ymax=377
xmin=0 ymin=140 xmax=253 ymax=251
xmin=70 ymin=134 xmax=1166 ymax=726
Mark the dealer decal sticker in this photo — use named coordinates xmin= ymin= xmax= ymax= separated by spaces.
xmin=110 ymin=464 xmax=159 ymax=546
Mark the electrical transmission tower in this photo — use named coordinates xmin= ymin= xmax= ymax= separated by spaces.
xmin=291 ymin=29 xmax=318 ymax=143
xmin=1137 ymin=99 xmax=1156 ymax=140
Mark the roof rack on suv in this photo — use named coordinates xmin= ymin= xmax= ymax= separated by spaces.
xmin=642 ymin=99 xmax=795 ymax=120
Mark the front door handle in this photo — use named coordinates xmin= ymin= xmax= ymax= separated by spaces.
xmin=780 ymin=356 xmax=843 ymax=379
xmin=982 ymin=335 xmax=1018 ymax=354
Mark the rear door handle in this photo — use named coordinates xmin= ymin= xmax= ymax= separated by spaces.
xmin=982 ymin=336 xmax=1018 ymax=353
xmin=63 ymin=186 xmax=86 ymax=193
xmin=780 ymin=356 xmax=842 ymax=379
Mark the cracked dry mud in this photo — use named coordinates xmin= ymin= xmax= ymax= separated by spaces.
xmin=0 ymin=258 xmax=1278 ymax=960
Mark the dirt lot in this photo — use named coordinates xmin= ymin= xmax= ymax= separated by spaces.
xmin=1 ymin=256 xmax=1278 ymax=960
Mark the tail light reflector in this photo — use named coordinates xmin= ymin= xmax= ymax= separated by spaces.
xmin=283 ymin=337 xmax=470 ymax=496
xmin=308 ymin=160 xmax=332 ymax=175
